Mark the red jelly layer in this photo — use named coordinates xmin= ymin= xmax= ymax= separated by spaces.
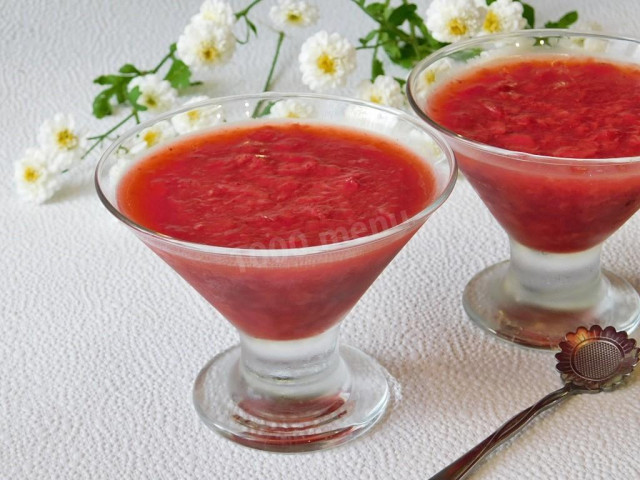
xmin=118 ymin=122 xmax=435 ymax=249
xmin=429 ymin=56 xmax=640 ymax=158
xmin=118 ymin=122 xmax=437 ymax=340
xmin=428 ymin=55 xmax=640 ymax=252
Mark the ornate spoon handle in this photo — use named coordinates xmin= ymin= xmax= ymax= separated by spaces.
xmin=429 ymin=384 xmax=573 ymax=480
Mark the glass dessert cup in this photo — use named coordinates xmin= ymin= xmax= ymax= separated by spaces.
xmin=407 ymin=30 xmax=640 ymax=349
xmin=95 ymin=93 xmax=457 ymax=452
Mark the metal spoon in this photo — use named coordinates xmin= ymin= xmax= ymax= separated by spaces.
xmin=429 ymin=325 xmax=639 ymax=480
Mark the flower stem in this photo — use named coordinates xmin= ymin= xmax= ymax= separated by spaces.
xmin=252 ymin=31 xmax=285 ymax=117
xmin=371 ymin=42 xmax=380 ymax=82
xmin=150 ymin=51 xmax=174 ymax=74
xmin=235 ymin=0 xmax=264 ymax=20
xmin=356 ymin=44 xmax=383 ymax=50
xmin=349 ymin=0 xmax=413 ymax=43
xmin=262 ymin=31 xmax=285 ymax=92
xmin=83 ymin=112 xmax=136 ymax=159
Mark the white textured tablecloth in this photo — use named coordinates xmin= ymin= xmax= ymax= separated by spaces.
xmin=2 ymin=1 xmax=640 ymax=478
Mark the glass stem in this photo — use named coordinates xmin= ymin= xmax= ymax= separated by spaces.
xmin=238 ymin=324 xmax=349 ymax=399
xmin=503 ymin=238 xmax=607 ymax=310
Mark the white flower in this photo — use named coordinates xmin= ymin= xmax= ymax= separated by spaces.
xmin=108 ymin=148 xmax=134 ymax=185
xmin=355 ymin=75 xmax=404 ymax=109
xmin=344 ymin=105 xmax=399 ymax=132
xmin=194 ymin=0 xmax=234 ymax=27
xmin=425 ymin=0 xmax=486 ymax=43
xmin=110 ymin=121 xmax=174 ymax=186
xmin=177 ymin=19 xmax=236 ymax=74
xmin=299 ymin=31 xmax=356 ymax=91
xmin=128 ymin=74 xmax=178 ymax=114
xmin=270 ymin=0 xmax=319 ymax=29
xmin=14 ymin=148 xmax=61 ymax=204
xmin=478 ymin=0 xmax=526 ymax=36
xmin=414 ymin=57 xmax=454 ymax=102
xmin=570 ymin=20 xmax=603 ymax=33
xmin=268 ymin=99 xmax=315 ymax=118
xmin=171 ymin=96 xmax=225 ymax=134
xmin=37 ymin=113 xmax=87 ymax=173
xmin=566 ymin=21 xmax=607 ymax=53
xmin=406 ymin=128 xmax=445 ymax=162
xmin=128 ymin=121 xmax=177 ymax=155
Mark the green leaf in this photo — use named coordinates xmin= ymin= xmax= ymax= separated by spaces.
xmin=407 ymin=11 xmax=429 ymax=36
xmin=118 ymin=63 xmax=140 ymax=74
xmin=408 ymin=18 xmax=447 ymax=49
xmin=517 ymin=2 xmax=535 ymax=28
xmin=393 ymin=76 xmax=406 ymax=87
xmin=371 ymin=58 xmax=384 ymax=79
xmin=246 ymin=18 xmax=257 ymax=35
xmin=93 ymin=74 xmax=122 ymax=86
xmin=387 ymin=4 xmax=417 ymax=26
xmin=92 ymin=89 xmax=113 ymax=118
xmin=169 ymin=42 xmax=177 ymax=55
xmin=544 ymin=11 xmax=578 ymax=29
xmin=382 ymin=44 xmax=401 ymax=62
xmin=393 ymin=43 xmax=420 ymax=68
xmin=377 ymin=30 xmax=390 ymax=44
xmin=486 ymin=0 xmax=498 ymax=4
xmin=382 ymin=4 xmax=394 ymax=21
xmin=365 ymin=2 xmax=385 ymax=19
xmin=127 ymin=86 xmax=148 ymax=112
xmin=114 ymin=83 xmax=129 ymax=104
xmin=450 ymin=48 xmax=484 ymax=62
xmin=164 ymin=59 xmax=192 ymax=90
xmin=359 ymin=29 xmax=378 ymax=46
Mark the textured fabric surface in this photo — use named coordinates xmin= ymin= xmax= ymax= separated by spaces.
xmin=2 ymin=1 xmax=639 ymax=478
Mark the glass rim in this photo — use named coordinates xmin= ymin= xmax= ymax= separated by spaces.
xmin=406 ymin=28 xmax=640 ymax=165
xmin=95 ymin=91 xmax=458 ymax=258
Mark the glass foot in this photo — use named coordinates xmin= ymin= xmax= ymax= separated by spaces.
xmin=463 ymin=261 xmax=640 ymax=349
xmin=193 ymin=344 xmax=390 ymax=452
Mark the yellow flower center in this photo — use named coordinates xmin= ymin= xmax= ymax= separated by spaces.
xmin=447 ymin=18 xmax=468 ymax=36
xmin=200 ymin=42 xmax=220 ymax=63
xmin=143 ymin=94 xmax=158 ymax=108
xmin=369 ymin=94 xmax=382 ymax=104
xmin=424 ymin=70 xmax=437 ymax=85
xmin=202 ymin=12 xmax=220 ymax=22
xmin=483 ymin=11 xmax=502 ymax=33
xmin=286 ymin=11 xmax=303 ymax=24
xmin=23 ymin=166 xmax=41 ymax=183
xmin=286 ymin=112 xmax=300 ymax=118
xmin=187 ymin=110 xmax=201 ymax=123
xmin=317 ymin=53 xmax=336 ymax=75
xmin=56 ymin=129 xmax=78 ymax=150
xmin=143 ymin=130 xmax=160 ymax=147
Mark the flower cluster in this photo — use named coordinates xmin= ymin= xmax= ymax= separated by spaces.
xmin=15 ymin=0 xmax=581 ymax=204
xmin=129 ymin=74 xmax=178 ymax=115
xmin=177 ymin=0 xmax=236 ymax=75
xmin=356 ymin=75 xmax=405 ymax=109
xmin=269 ymin=99 xmax=315 ymax=119
xmin=15 ymin=114 xmax=87 ymax=203
xmin=270 ymin=0 xmax=319 ymax=29
xmin=425 ymin=0 xmax=526 ymax=43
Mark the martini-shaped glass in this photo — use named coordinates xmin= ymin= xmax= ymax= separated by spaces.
xmin=407 ymin=30 xmax=640 ymax=349
xmin=95 ymin=93 xmax=456 ymax=451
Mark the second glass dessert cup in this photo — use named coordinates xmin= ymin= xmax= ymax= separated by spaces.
xmin=407 ymin=30 xmax=640 ymax=349
xmin=95 ymin=93 xmax=457 ymax=452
